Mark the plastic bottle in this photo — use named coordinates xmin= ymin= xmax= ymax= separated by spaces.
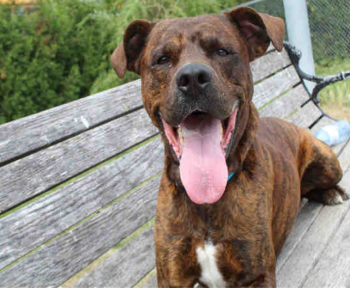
xmin=314 ymin=120 xmax=350 ymax=146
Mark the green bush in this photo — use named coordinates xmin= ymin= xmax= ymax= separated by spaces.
xmin=0 ymin=0 xmax=119 ymax=123
xmin=0 ymin=0 xmax=246 ymax=124
xmin=307 ymin=0 xmax=350 ymax=63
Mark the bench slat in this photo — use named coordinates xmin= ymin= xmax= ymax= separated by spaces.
xmin=251 ymin=49 xmax=291 ymax=83
xmin=253 ymin=66 xmax=300 ymax=110
xmin=0 ymin=138 xmax=163 ymax=271
xmin=276 ymin=201 xmax=323 ymax=273
xmin=0 ymin=80 xmax=142 ymax=166
xmin=73 ymin=226 xmax=155 ymax=288
xmin=0 ymin=108 xmax=157 ymax=213
xmin=277 ymin=137 xmax=350 ymax=274
xmin=140 ymin=274 xmax=158 ymax=288
xmin=302 ymin=200 xmax=350 ymax=288
xmin=277 ymin=150 xmax=350 ymax=288
xmin=259 ymin=84 xmax=308 ymax=119
xmin=0 ymin=176 xmax=160 ymax=287
xmin=285 ymin=101 xmax=322 ymax=129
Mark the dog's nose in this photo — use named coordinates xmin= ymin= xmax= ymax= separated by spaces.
xmin=176 ymin=63 xmax=212 ymax=95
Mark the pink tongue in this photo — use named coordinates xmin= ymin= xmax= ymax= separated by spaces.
xmin=180 ymin=114 xmax=228 ymax=204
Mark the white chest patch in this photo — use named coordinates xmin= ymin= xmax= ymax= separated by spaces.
xmin=196 ymin=241 xmax=226 ymax=288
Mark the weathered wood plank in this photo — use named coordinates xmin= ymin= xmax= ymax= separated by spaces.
xmin=0 ymin=176 xmax=160 ymax=287
xmin=302 ymin=195 xmax=350 ymax=288
xmin=285 ymin=101 xmax=322 ymax=129
xmin=0 ymin=80 xmax=142 ymax=166
xmin=140 ymin=273 xmax=158 ymax=288
xmin=253 ymin=66 xmax=300 ymax=110
xmin=336 ymin=139 xmax=350 ymax=175
xmin=0 ymin=108 xmax=158 ymax=213
xmin=0 ymin=138 xmax=163 ymax=270
xmin=277 ymin=140 xmax=350 ymax=276
xmin=251 ymin=49 xmax=291 ymax=83
xmin=259 ymin=84 xmax=308 ymax=119
xmin=276 ymin=163 xmax=350 ymax=288
xmin=73 ymin=226 xmax=156 ymax=288
xmin=276 ymin=201 xmax=323 ymax=273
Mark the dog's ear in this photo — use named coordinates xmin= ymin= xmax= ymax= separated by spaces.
xmin=111 ymin=20 xmax=155 ymax=78
xmin=225 ymin=7 xmax=285 ymax=61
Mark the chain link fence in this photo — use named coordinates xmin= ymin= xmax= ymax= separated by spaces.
xmin=239 ymin=0 xmax=350 ymax=120
xmin=240 ymin=0 xmax=350 ymax=64
xmin=307 ymin=0 xmax=350 ymax=63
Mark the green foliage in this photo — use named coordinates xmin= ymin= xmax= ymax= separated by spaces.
xmin=307 ymin=0 xmax=350 ymax=63
xmin=315 ymin=57 xmax=350 ymax=116
xmin=0 ymin=0 xmax=119 ymax=123
xmin=0 ymin=0 xmax=246 ymax=124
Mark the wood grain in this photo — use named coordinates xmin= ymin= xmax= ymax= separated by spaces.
xmin=0 ymin=176 xmax=160 ymax=287
xmin=259 ymin=84 xmax=308 ymax=119
xmin=302 ymin=197 xmax=350 ymax=288
xmin=251 ymin=49 xmax=291 ymax=83
xmin=0 ymin=108 xmax=158 ymax=213
xmin=73 ymin=226 xmax=156 ymax=288
xmin=0 ymin=80 xmax=142 ymax=166
xmin=276 ymin=201 xmax=323 ymax=273
xmin=277 ymin=149 xmax=350 ymax=288
xmin=337 ymin=138 xmax=350 ymax=175
xmin=0 ymin=138 xmax=163 ymax=271
xmin=285 ymin=101 xmax=322 ymax=129
xmin=140 ymin=273 xmax=158 ymax=288
xmin=253 ymin=66 xmax=300 ymax=110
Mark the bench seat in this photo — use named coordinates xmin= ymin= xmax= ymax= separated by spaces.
xmin=0 ymin=43 xmax=349 ymax=288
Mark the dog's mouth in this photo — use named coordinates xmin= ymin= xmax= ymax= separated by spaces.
xmin=160 ymin=101 xmax=239 ymax=205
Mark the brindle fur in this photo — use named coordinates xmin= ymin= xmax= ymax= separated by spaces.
xmin=111 ymin=7 xmax=348 ymax=288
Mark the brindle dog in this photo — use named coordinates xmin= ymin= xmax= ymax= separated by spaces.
xmin=111 ymin=7 xmax=348 ymax=288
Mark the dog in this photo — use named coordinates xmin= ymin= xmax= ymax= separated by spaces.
xmin=111 ymin=7 xmax=348 ymax=287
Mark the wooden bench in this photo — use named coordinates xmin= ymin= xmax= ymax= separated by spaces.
xmin=0 ymin=42 xmax=349 ymax=288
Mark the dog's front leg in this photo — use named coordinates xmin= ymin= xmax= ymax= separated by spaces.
xmin=156 ymin=258 xmax=196 ymax=288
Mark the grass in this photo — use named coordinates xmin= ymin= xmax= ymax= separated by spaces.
xmin=315 ymin=57 xmax=350 ymax=121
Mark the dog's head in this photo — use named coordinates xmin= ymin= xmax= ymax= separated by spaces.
xmin=111 ymin=7 xmax=284 ymax=204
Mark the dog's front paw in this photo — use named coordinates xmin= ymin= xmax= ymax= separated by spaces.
xmin=306 ymin=185 xmax=349 ymax=205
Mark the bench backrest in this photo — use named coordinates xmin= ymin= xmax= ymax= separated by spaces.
xmin=0 ymin=45 xmax=324 ymax=287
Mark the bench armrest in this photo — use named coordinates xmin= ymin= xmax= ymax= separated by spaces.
xmin=283 ymin=42 xmax=350 ymax=110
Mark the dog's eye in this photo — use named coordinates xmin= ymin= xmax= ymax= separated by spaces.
xmin=217 ymin=49 xmax=230 ymax=57
xmin=157 ymin=56 xmax=170 ymax=65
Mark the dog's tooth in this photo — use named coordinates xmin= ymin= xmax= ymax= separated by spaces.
xmin=178 ymin=126 xmax=184 ymax=145
xmin=230 ymin=100 xmax=239 ymax=115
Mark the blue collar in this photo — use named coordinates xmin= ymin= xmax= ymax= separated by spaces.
xmin=228 ymin=172 xmax=235 ymax=181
